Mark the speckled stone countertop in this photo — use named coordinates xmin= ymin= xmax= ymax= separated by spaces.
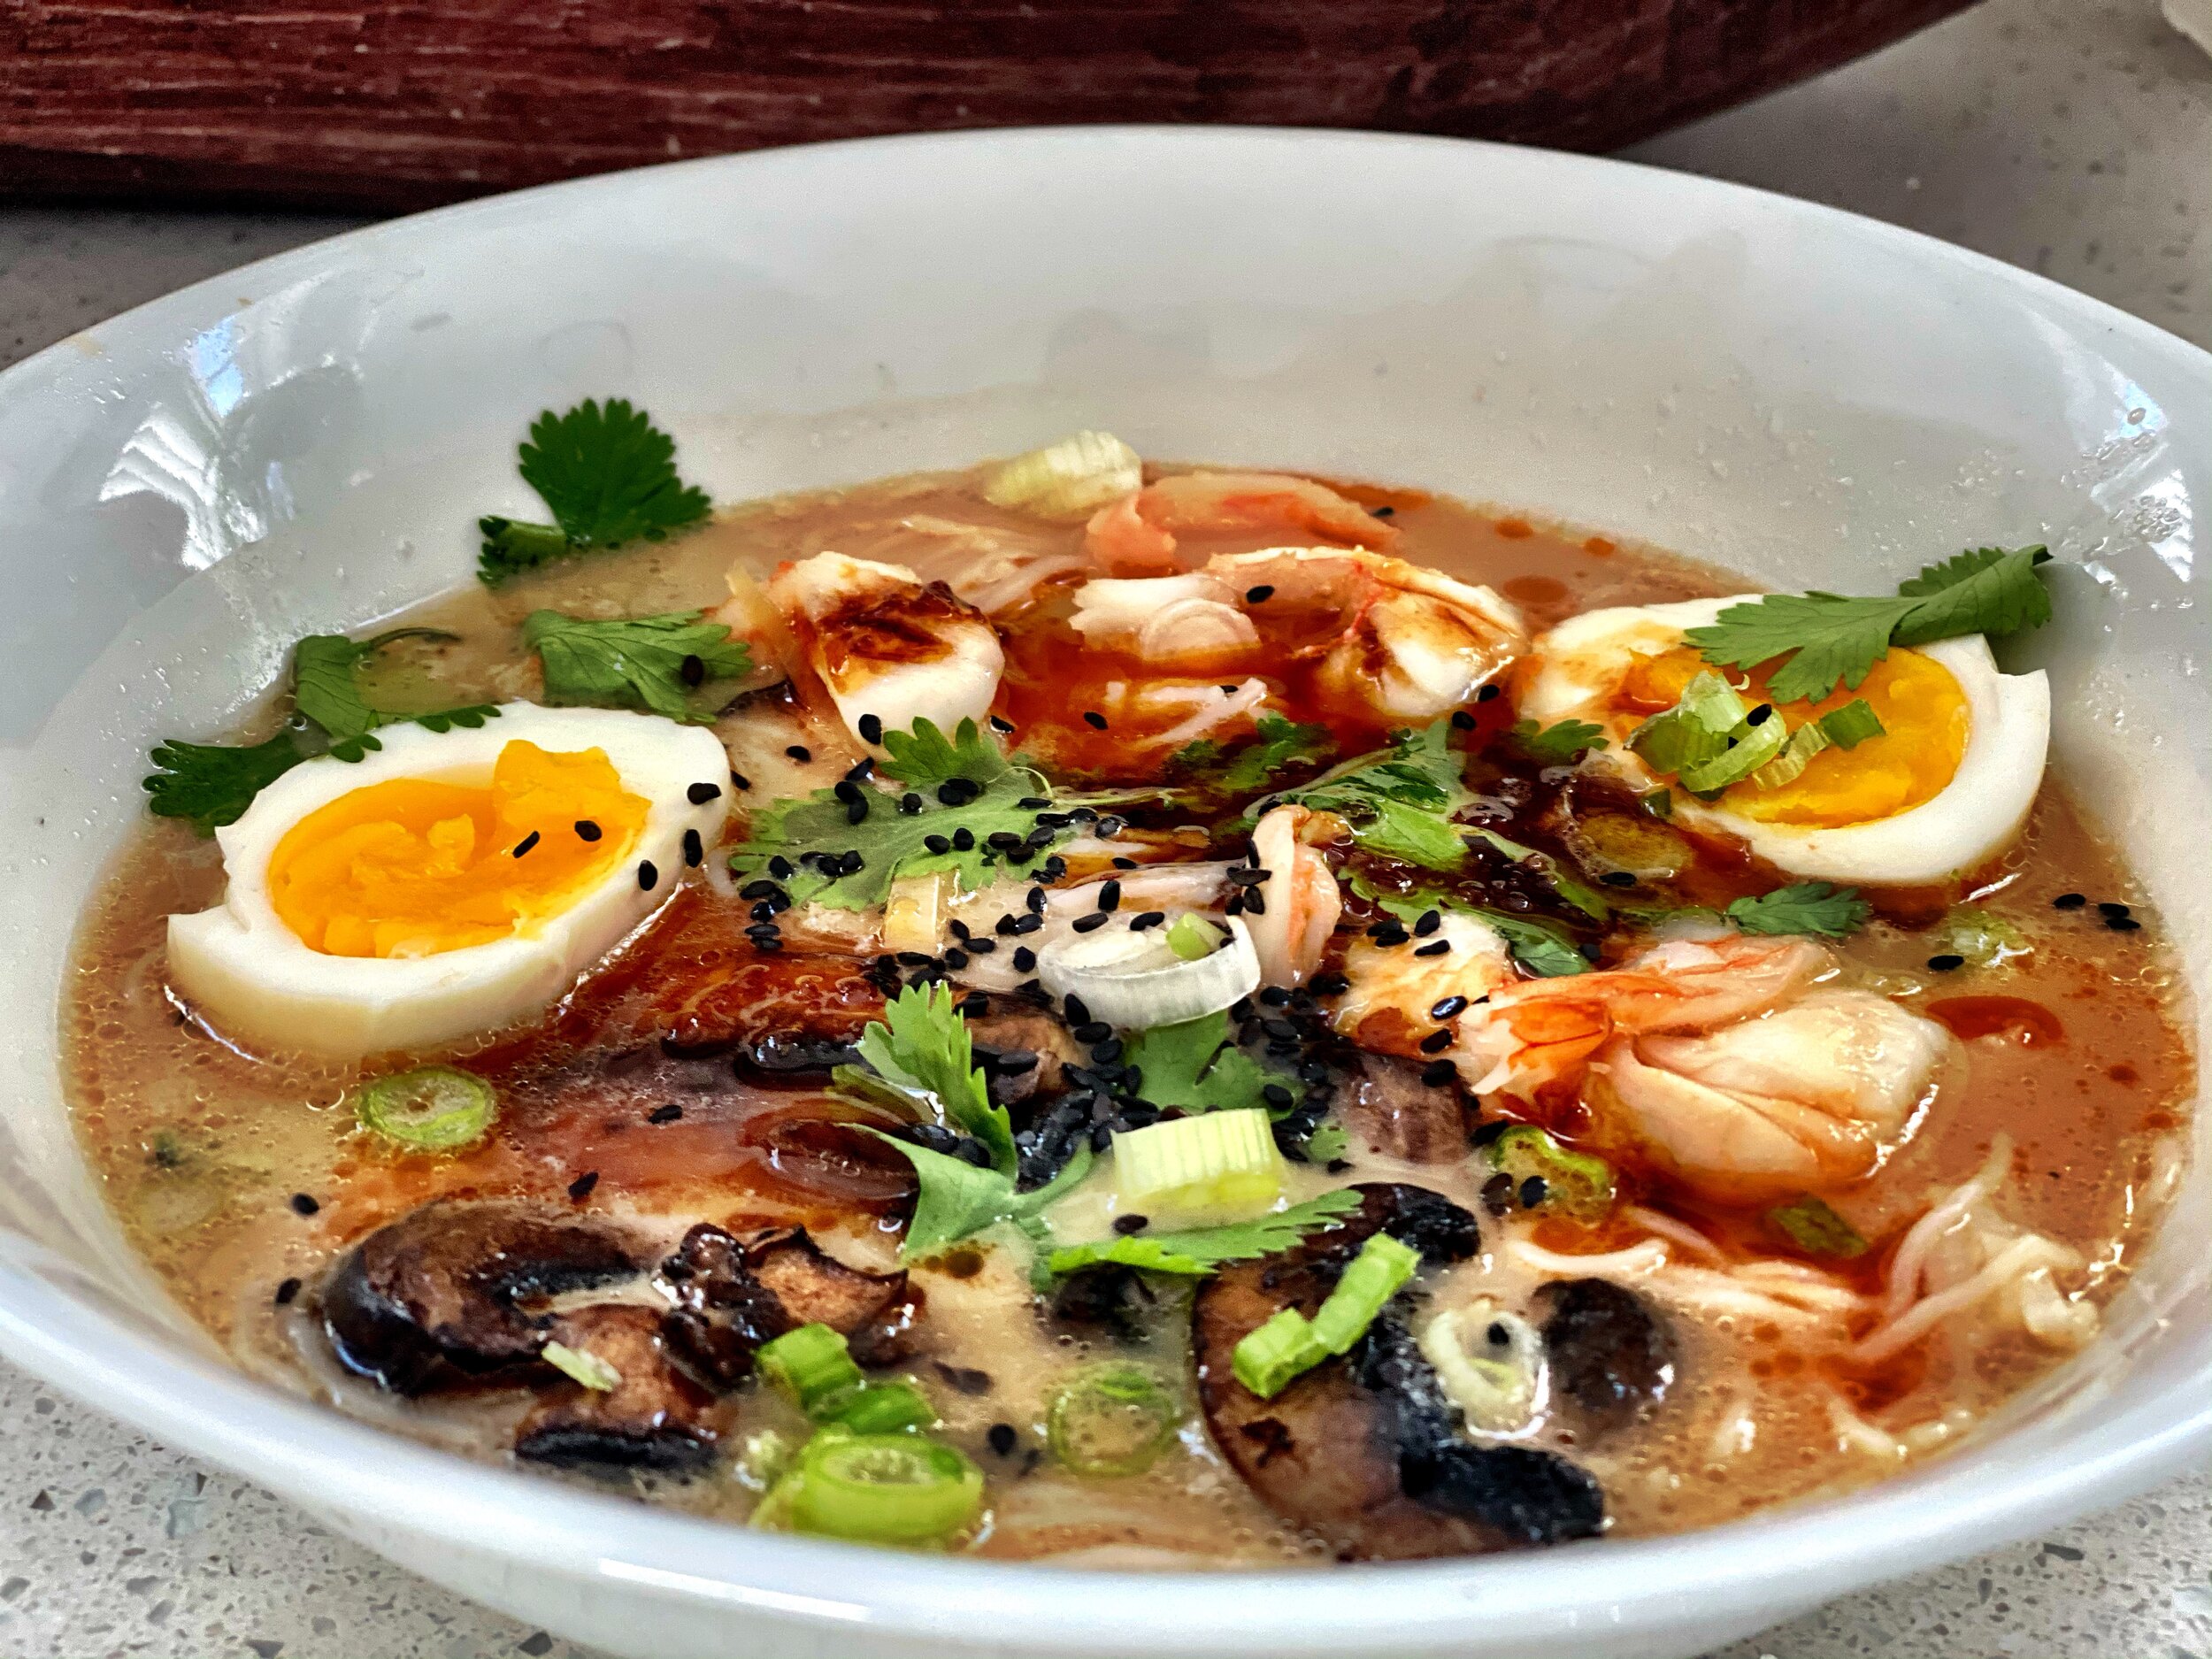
xmin=2 ymin=1 xmax=2208 ymax=1655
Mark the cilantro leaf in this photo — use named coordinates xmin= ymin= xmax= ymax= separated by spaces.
xmin=837 ymin=982 xmax=1015 ymax=1173
xmin=1685 ymin=545 xmax=2053 ymax=703
xmin=878 ymin=717 xmax=1013 ymax=792
xmin=1196 ymin=712 xmax=1336 ymax=795
xmin=1124 ymin=1011 xmax=1300 ymax=1116
xmin=1723 ymin=881 xmax=1871 ymax=939
xmin=1511 ymin=718 xmax=1609 ymax=764
xmin=1354 ymin=872 xmax=1590 ymax=978
xmin=143 ymin=729 xmax=314 ymax=834
xmin=478 ymin=399 xmax=711 ymax=584
xmin=1298 ymin=1119 xmax=1349 ymax=1165
xmin=291 ymin=627 xmax=489 ymax=761
xmin=865 ymin=1133 xmax=1094 ymax=1262
xmin=1267 ymin=721 xmax=1473 ymax=872
xmin=1043 ymin=1189 xmax=1363 ymax=1278
xmin=521 ymin=610 xmax=750 ymax=724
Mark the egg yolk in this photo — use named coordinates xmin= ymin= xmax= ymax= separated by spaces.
xmin=1618 ymin=645 xmax=1968 ymax=827
xmin=267 ymin=741 xmax=650 ymax=958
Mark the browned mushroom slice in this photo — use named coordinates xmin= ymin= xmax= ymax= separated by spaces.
xmin=1194 ymin=1183 xmax=1601 ymax=1560
xmin=514 ymin=1304 xmax=720 ymax=1475
xmin=323 ymin=1200 xmax=651 ymax=1395
xmin=1536 ymin=1278 xmax=1675 ymax=1438
xmin=1337 ymin=1053 xmax=1471 ymax=1164
xmin=968 ymin=1009 xmax=1081 ymax=1112
xmin=661 ymin=1223 xmax=920 ymax=1388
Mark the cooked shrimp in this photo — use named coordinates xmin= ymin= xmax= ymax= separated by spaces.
xmin=1069 ymin=573 xmax=1258 ymax=663
xmin=1333 ymin=912 xmax=1516 ymax=1057
xmin=875 ymin=516 xmax=1088 ymax=617
xmin=1592 ymin=988 xmax=1953 ymax=1202
xmin=1083 ymin=472 xmax=1395 ymax=573
xmin=1244 ymin=804 xmax=1343 ymax=987
xmin=1207 ymin=548 xmax=1525 ymax=719
xmin=1456 ymin=934 xmax=1832 ymax=1100
xmin=765 ymin=552 xmax=1004 ymax=742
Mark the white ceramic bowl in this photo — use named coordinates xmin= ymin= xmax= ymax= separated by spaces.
xmin=0 ymin=128 xmax=2206 ymax=1659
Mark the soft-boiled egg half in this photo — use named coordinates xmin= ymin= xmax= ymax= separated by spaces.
xmin=166 ymin=704 xmax=730 ymax=1058
xmin=1517 ymin=597 xmax=2049 ymax=886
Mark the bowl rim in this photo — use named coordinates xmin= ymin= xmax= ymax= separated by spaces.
xmin=2 ymin=123 xmax=2208 ymax=1653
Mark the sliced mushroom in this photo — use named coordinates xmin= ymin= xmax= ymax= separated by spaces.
xmin=1337 ymin=1053 xmax=1471 ymax=1164
xmin=1193 ymin=1183 xmax=1601 ymax=1559
xmin=514 ymin=1304 xmax=719 ymax=1475
xmin=322 ymin=1200 xmax=650 ymax=1396
xmin=968 ymin=1009 xmax=1082 ymax=1114
xmin=1536 ymin=1278 xmax=1675 ymax=1438
xmin=660 ymin=1223 xmax=920 ymax=1389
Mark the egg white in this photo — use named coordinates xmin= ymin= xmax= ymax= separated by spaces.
xmin=165 ymin=703 xmax=731 ymax=1059
xmin=1518 ymin=597 xmax=2050 ymax=886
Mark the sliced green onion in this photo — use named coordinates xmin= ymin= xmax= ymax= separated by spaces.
xmin=1418 ymin=1303 xmax=1544 ymax=1434
xmin=981 ymin=430 xmax=1142 ymax=521
xmin=1675 ymin=709 xmax=1788 ymax=794
xmin=1037 ymin=913 xmax=1261 ymax=1029
xmin=1047 ymin=1363 xmax=1180 ymax=1477
xmin=1767 ymin=1194 xmax=1869 ymax=1258
xmin=1112 ymin=1109 xmax=1282 ymax=1226
xmin=1166 ymin=912 xmax=1225 ymax=962
xmin=823 ymin=1380 xmax=940 ymax=1435
xmin=787 ymin=1431 xmax=985 ymax=1545
xmin=1677 ymin=669 xmax=1752 ymax=731
xmin=355 ymin=1065 xmax=496 ymax=1153
xmin=1626 ymin=669 xmax=1747 ymax=777
xmin=1231 ymin=1306 xmax=1326 ymax=1400
xmin=541 ymin=1340 xmax=619 ymax=1392
xmin=1310 ymin=1233 xmax=1419 ymax=1356
xmin=1749 ymin=718 xmax=1829 ymax=790
xmin=1819 ymin=698 xmax=1886 ymax=749
xmin=757 ymin=1323 xmax=864 ymax=1416
xmin=1487 ymin=1125 xmax=1616 ymax=1224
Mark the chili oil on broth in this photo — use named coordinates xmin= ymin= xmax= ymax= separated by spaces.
xmin=60 ymin=457 xmax=2193 ymax=1563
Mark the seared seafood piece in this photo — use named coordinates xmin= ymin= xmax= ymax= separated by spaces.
xmin=1069 ymin=572 xmax=1258 ymax=662
xmin=1083 ymin=471 xmax=1395 ymax=573
xmin=1334 ymin=910 xmax=1516 ymax=1058
xmin=765 ymin=552 xmax=1003 ymax=741
xmin=1207 ymin=549 xmax=1525 ymax=719
xmin=1245 ymin=804 xmax=1343 ymax=988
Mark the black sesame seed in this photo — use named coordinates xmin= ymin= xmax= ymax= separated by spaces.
xmin=1519 ymin=1176 xmax=1548 ymax=1209
xmin=987 ymin=1423 xmax=1018 ymax=1456
xmin=2098 ymin=901 xmax=2131 ymax=918
xmin=899 ymin=792 xmax=924 ymax=815
xmin=1227 ymin=866 xmax=1270 ymax=887
xmin=679 ymin=652 xmax=706 ymax=687
xmin=1450 ymin=710 xmax=1475 ymax=731
xmin=1223 ymin=894 xmax=1245 ymax=917
xmin=857 ymin=712 xmax=884 ymax=745
xmin=1091 ymin=1038 xmax=1125 ymax=1064
xmin=637 ymin=860 xmax=659 ymax=891
xmin=767 ymin=855 xmax=793 ymax=879
xmin=1072 ymin=913 xmax=1109 ymax=933
xmin=1486 ymin=1321 xmax=1510 ymax=1348
xmin=896 ymin=951 xmax=933 ymax=966
xmin=573 ymin=819 xmax=603 ymax=841
xmin=1431 ymin=994 xmax=1470 ymax=1020
xmin=1418 ymin=1029 xmax=1453 ymax=1055
xmin=1371 ymin=504 xmax=1396 ymax=518
xmin=1244 ymin=584 xmax=1275 ymax=603
xmin=924 ymin=833 xmax=952 ymax=856
xmin=1129 ymin=910 xmax=1166 ymax=931
xmin=729 ymin=770 xmax=752 ymax=791
xmin=273 ymin=1276 xmax=302 ymax=1305
xmin=786 ymin=744 xmax=811 ymax=762
xmin=1258 ymin=987 xmax=1290 ymax=1007
xmin=2107 ymin=915 xmax=2142 ymax=933
xmin=1926 ymin=953 xmax=1966 ymax=972
xmin=1083 ymin=710 xmax=1109 ymax=730
xmin=1600 ymin=871 xmax=1639 ymax=887
xmin=991 ymin=714 xmax=1018 ymax=735
xmin=1413 ymin=909 xmax=1442 ymax=937
xmin=1311 ymin=972 xmax=1350 ymax=995
xmin=1414 ymin=940 xmax=1451 ymax=957
xmin=1011 ymin=946 xmax=1036 ymax=972
xmin=1113 ymin=1213 xmax=1149 ymax=1235
xmin=1026 ymin=886 xmax=1048 ymax=915
xmin=2052 ymin=892 xmax=2086 ymax=910
xmin=567 ymin=1171 xmax=601 ymax=1201
xmin=951 ymin=826 xmax=975 ymax=851
xmin=649 ymin=1103 xmax=683 ymax=1125
xmin=1481 ymin=1171 xmax=1515 ymax=1216
xmin=943 ymin=948 xmax=970 ymax=971
xmin=1262 ymin=1083 xmax=1294 ymax=1109
xmin=1111 ymin=856 xmax=1139 ymax=870
xmin=1371 ymin=925 xmax=1409 ymax=948
xmin=987 ymin=830 xmax=1022 ymax=850
xmin=1096 ymin=879 xmax=1122 ymax=912
xmin=1420 ymin=1060 xmax=1456 ymax=1088
xmin=1011 ymin=912 xmax=1043 ymax=935
xmin=511 ymin=830 xmax=541 ymax=858
xmin=740 ymin=879 xmax=785 ymax=901
xmin=1745 ymin=703 xmax=1773 ymax=726
xmin=1240 ymin=889 xmax=1267 ymax=915
xmin=1072 ymin=1020 xmax=1112 ymax=1044
xmin=1477 ymin=683 xmax=1502 ymax=703
xmin=288 ymin=1193 xmax=319 ymax=1217
xmin=836 ymin=852 xmax=864 ymax=876
xmin=683 ymin=828 xmax=703 ymax=867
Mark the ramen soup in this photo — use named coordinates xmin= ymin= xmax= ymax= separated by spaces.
xmin=67 ymin=419 xmax=2192 ymax=1564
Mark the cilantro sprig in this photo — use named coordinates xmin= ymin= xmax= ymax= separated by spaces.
xmin=1123 ymin=1010 xmax=1302 ymax=1117
xmin=840 ymin=983 xmax=1091 ymax=1261
xmin=144 ymin=630 xmax=499 ymax=833
xmin=1350 ymin=871 xmax=1590 ymax=978
xmin=1263 ymin=720 xmax=1474 ymax=871
xmin=478 ymin=399 xmax=711 ymax=585
xmin=1624 ymin=880 xmax=1871 ymax=941
xmin=1043 ymin=1189 xmax=1363 ymax=1279
xmin=1685 ymin=546 xmax=2053 ymax=704
xmin=1511 ymin=718 xmax=1609 ymax=765
xmin=1176 ymin=712 xmax=1335 ymax=794
xmin=522 ymin=610 xmax=751 ymax=724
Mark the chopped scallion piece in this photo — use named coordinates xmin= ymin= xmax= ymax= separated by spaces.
xmin=1819 ymin=697 xmax=1886 ymax=749
xmin=1165 ymin=912 xmax=1225 ymax=962
xmin=822 ymin=1379 xmax=940 ymax=1435
xmin=1230 ymin=1307 xmax=1326 ymax=1400
xmin=1486 ymin=1125 xmax=1617 ymax=1223
xmin=1749 ymin=718 xmax=1830 ymax=791
xmin=981 ymin=431 xmax=1142 ymax=521
xmin=1047 ymin=1363 xmax=1180 ymax=1477
xmin=1112 ymin=1109 xmax=1283 ymax=1226
xmin=541 ymin=1340 xmax=620 ymax=1393
xmin=757 ymin=1323 xmax=864 ymax=1416
xmin=785 ymin=1430 xmax=985 ymax=1545
xmin=1675 ymin=708 xmax=1788 ymax=794
xmin=354 ymin=1065 xmax=496 ymax=1154
xmin=1309 ymin=1233 xmax=1419 ymax=1356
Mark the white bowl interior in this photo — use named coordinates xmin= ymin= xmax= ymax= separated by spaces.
xmin=0 ymin=129 xmax=2205 ymax=1659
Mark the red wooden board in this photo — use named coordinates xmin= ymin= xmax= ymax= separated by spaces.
xmin=0 ymin=0 xmax=1974 ymax=211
